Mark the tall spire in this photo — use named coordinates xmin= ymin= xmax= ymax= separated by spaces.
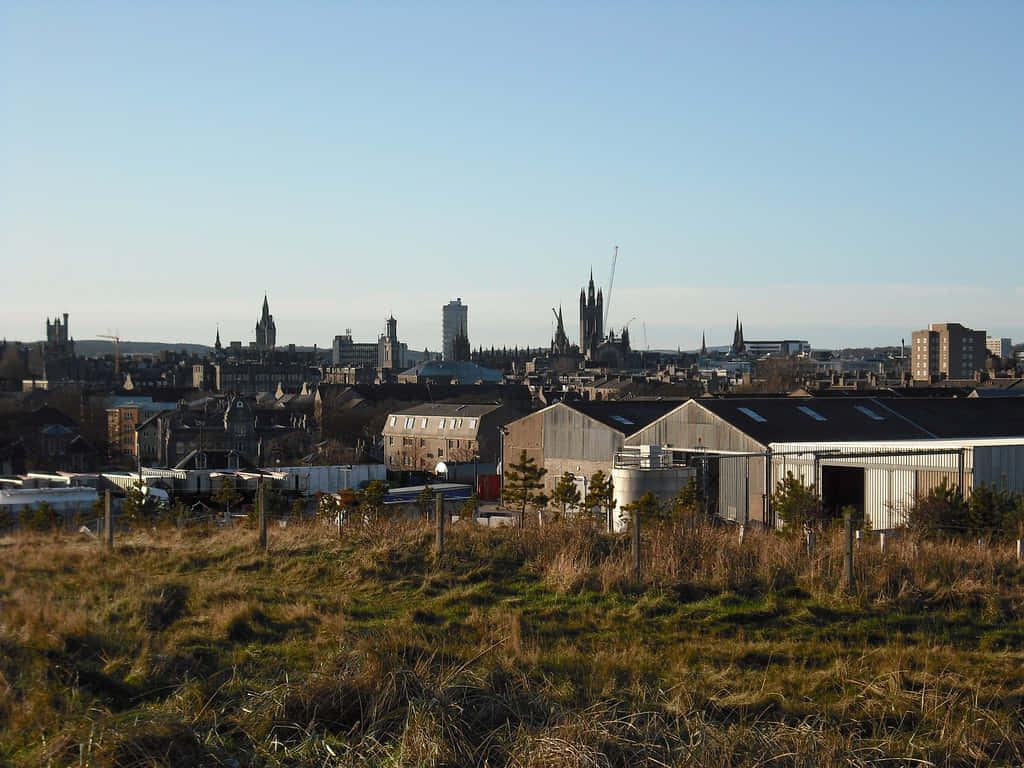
xmin=215 ymin=325 xmax=221 ymax=350
xmin=701 ymin=331 xmax=707 ymax=356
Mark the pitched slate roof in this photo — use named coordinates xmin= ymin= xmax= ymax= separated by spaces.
xmin=696 ymin=397 xmax=1024 ymax=444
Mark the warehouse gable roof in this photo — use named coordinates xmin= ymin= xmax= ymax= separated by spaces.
xmin=567 ymin=400 xmax=684 ymax=435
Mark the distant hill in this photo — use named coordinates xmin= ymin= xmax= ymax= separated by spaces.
xmin=74 ymin=340 xmax=215 ymax=357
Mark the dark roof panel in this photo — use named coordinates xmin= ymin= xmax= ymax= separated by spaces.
xmin=568 ymin=400 xmax=685 ymax=434
xmin=697 ymin=397 xmax=1024 ymax=443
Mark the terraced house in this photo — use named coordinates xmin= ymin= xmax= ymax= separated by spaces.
xmin=381 ymin=403 xmax=521 ymax=476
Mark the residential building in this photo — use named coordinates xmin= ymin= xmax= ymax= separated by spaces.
xmin=106 ymin=397 xmax=165 ymax=458
xmin=381 ymin=402 xmax=520 ymax=474
xmin=442 ymin=299 xmax=468 ymax=361
xmin=911 ymin=323 xmax=986 ymax=381
xmin=987 ymin=336 xmax=1013 ymax=360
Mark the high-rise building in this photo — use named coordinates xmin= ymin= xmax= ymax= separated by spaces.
xmin=911 ymin=323 xmax=986 ymax=381
xmin=255 ymin=295 xmax=276 ymax=351
xmin=442 ymin=299 xmax=468 ymax=361
xmin=986 ymin=336 xmax=1012 ymax=360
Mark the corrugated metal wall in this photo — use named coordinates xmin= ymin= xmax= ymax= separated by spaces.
xmin=625 ymin=401 xmax=765 ymax=454
xmin=973 ymin=445 xmax=1024 ymax=492
xmin=544 ymin=404 xmax=624 ymax=462
xmin=770 ymin=444 xmax=969 ymax=531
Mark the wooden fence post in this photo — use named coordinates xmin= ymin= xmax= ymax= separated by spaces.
xmin=879 ymin=532 xmax=886 ymax=555
xmin=843 ymin=512 xmax=854 ymax=591
xmin=632 ymin=512 xmax=641 ymax=580
xmin=258 ymin=485 xmax=267 ymax=551
xmin=738 ymin=524 xmax=746 ymax=546
xmin=104 ymin=490 xmax=113 ymax=550
xmin=435 ymin=493 xmax=445 ymax=554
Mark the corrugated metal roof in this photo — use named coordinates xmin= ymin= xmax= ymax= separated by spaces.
xmin=699 ymin=397 xmax=1024 ymax=443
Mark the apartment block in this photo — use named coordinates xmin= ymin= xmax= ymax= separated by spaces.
xmin=986 ymin=336 xmax=1012 ymax=360
xmin=911 ymin=323 xmax=986 ymax=382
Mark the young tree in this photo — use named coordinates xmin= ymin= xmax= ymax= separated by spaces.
xmin=460 ymin=492 xmax=479 ymax=520
xmin=584 ymin=470 xmax=615 ymax=531
xmin=358 ymin=479 xmax=389 ymax=523
xmin=551 ymin=472 xmax=581 ymax=521
xmin=502 ymin=450 xmax=547 ymax=528
xmin=620 ymin=492 xmax=665 ymax=526
xmin=24 ymin=501 xmax=60 ymax=533
xmin=670 ymin=477 xmax=704 ymax=523
xmin=416 ymin=483 xmax=436 ymax=520
xmin=967 ymin=483 xmax=1020 ymax=540
xmin=0 ymin=504 xmax=14 ymax=532
xmin=122 ymin=480 xmax=166 ymax=524
xmin=212 ymin=477 xmax=243 ymax=523
xmin=905 ymin=478 xmax=968 ymax=540
xmin=531 ymin=491 xmax=550 ymax=527
xmin=771 ymin=472 xmax=822 ymax=532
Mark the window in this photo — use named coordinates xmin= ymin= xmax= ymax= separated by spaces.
xmin=439 ymin=418 xmax=446 ymax=429
xmin=448 ymin=440 xmax=454 ymax=449
xmin=796 ymin=405 xmax=826 ymax=422
xmin=389 ymin=416 xmax=396 ymax=426
xmin=437 ymin=448 xmax=444 ymax=457
xmin=421 ymin=418 xmax=428 ymax=428
xmin=456 ymin=418 xmax=463 ymax=428
xmin=738 ymin=407 xmax=767 ymax=423
xmin=855 ymin=405 xmax=885 ymax=421
xmin=469 ymin=419 xmax=477 ymax=428
xmin=388 ymin=436 xmax=393 ymax=445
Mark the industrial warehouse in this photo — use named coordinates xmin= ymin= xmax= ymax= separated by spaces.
xmin=502 ymin=397 xmax=1024 ymax=531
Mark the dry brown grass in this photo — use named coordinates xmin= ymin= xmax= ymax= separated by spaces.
xmin=3 ymin=519 xmax=1024 ymax=766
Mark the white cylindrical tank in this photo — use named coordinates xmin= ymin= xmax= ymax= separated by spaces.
xmin=612 ymin=446 xmax=695 ymax=532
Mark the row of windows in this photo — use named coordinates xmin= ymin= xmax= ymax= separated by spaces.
xmin=389 ymin=416 xmax=478 ymax=430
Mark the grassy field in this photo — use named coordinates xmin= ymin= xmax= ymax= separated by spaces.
xmin=3 ymin=518 xmax=1024 ymax=766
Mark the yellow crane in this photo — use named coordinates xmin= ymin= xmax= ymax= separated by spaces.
xmin=98 ymin=332 xmax=121 ymax=378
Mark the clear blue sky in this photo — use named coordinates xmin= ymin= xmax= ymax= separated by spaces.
xmin=2 ymin=3 xmax=1022 ymax=352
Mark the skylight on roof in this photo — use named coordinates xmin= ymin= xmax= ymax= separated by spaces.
xmin=738 ymin=407 xmax=767 ymax=423
xmin=855 ymin=405 xmax=885 ymax=421
xmin=610 ymin=415 xmax=634 ymax=426
xmin=797 ymin=405 xmax=827 ymax=422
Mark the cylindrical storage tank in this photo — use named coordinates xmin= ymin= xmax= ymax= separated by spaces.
xmin=611 ymin=464 xmax=695 ymax=532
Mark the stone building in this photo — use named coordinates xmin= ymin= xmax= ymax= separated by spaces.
xmin=255 ymin=295 xmax=277 ymax=351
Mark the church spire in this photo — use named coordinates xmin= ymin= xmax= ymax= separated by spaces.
xmin=701 ymin=331 xmax=707 ymax=356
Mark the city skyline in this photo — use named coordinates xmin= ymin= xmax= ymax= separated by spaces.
xmin=3 ymin=3 xmax=1022 ymax=349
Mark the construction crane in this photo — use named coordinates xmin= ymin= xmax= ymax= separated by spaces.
xmin=603 ymin=245 xmax=618 ymax=331
xmin=98 ymin=332 xmax=121 ymax=378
